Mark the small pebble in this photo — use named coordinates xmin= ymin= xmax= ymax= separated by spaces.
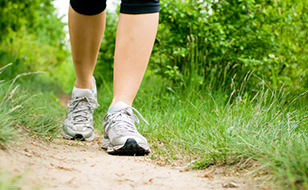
xmin=203 ymin=172 xmax=213 ymax=178
xmin=223 ymin=182 xmax=239 ymax=188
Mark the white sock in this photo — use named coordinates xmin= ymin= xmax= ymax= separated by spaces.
xmin=108 ymin=101 xmax=129 ymax=113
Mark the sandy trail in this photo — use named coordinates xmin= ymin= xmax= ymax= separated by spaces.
xmin=0 ymin=95 xmax=263 ymax=189
xmin=0 ymin=135 xmax=262 ymax=190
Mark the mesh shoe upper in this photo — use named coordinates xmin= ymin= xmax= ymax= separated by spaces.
xmin=102 ymin=102 xmax=149 ymax=148
xmin=65 ymin=94 xmax=98 ymax=130
xmin=63 ymin=78 xmax=98 ymax=140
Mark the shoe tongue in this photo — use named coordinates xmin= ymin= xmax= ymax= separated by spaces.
xmin=72 ymin=87 xmax=93 ymax=98
xmin=108 ymin=101 xmax=130 ymax=113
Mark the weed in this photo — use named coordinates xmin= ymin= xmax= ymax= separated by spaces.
xmin=96 ymin=74 xmax=308 ymax=189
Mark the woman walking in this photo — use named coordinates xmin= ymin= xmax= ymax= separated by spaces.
xmin=62 ymin=0 xmax=160 ymax=155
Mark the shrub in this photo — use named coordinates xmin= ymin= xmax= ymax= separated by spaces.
xmin=150 ymin=0 xmax=308 ymax=91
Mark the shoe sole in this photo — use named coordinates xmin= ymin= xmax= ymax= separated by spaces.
xmin=62 ymin=130 xmax=94 ymax=141
xmin=102 ymin=138 xmax=150 ymax=156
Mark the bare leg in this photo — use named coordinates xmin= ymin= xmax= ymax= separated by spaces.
xmin=111 ymin=13 xmax=159 ymax=107
xmin=69 ymin=5 xmax=106 ymax=89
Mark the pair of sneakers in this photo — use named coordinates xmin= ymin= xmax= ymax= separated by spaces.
xmin=62 ymin=77 xmax=150 ymax=155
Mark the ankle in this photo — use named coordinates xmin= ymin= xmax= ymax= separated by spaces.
xmin=74 ymin=78 xmax=93 ymax=89
xmin=109 ymin=98 xmax=133 ymax=108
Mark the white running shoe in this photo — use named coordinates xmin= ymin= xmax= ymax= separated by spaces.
xmin=101 ymin=102 xmax=150 ymax=155
xmin=62 ymin=77 xmax=98 ymax=141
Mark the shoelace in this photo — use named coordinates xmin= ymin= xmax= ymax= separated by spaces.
xmin=68 ymin=96 xmax=99 ymax=126
xmin=104 ymin=106 xmax=149 ymax=134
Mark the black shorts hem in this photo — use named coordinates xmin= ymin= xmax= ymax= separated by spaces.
xmin=70 ymin=0 xmax=106 ymax=16
xmin=120 ymin=4 xmax=160 ymax=14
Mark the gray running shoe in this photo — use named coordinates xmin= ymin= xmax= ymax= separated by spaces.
xmin=62 ymin=78 xmax=98 ymax=141
xmin=101 ymin=102 xmax=150 ymax=155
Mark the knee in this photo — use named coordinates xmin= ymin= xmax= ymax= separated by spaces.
xmin=120 ymin=0 xmax=160 ymax=14
xmin=70 ymin=0 xmax=106 ymax=15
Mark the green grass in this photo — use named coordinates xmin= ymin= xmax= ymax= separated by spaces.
xmin=1 ymin=69 xmax=307 ymax=189
xmin=95 ymin=74 xmax=308 ymax=189
xmin=0 ymin=74 xmax=65 ymax=146
xmin=0 ymin=171 xmax=22 ymax=190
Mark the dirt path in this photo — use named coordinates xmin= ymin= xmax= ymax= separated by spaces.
xmin=0 ymin=135 xmax=263 ymax=190
xmin=0 ymin=95 xmax=264 ymax=189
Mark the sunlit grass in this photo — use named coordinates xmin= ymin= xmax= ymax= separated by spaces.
xmin=1 ymin=67 xmax=307 ymax=189
xmin=96 ymin=74 xmax=308 ymax=189
xmin=0 ymin=68 xmax=65 ymax=146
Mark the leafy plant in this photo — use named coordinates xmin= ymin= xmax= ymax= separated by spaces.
xmin=150 ymin=0 xmax=308 ymax=92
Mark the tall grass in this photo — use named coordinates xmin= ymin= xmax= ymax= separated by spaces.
xmin=0 ymin=66 xmax=65 ymax=146
xmin=95 ymin=73 xmax=308 ymax=189
xmin=1 ymin=63 xmax=307 ymax=189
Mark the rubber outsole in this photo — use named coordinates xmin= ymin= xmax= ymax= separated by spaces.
xmin=73 ymin=134 xmax=85 ymax=140
xmin=63 ymin=134 xmax=85 ymax=141
xmin=62 ymin=130 xmax=94 ymax=141
xmin=106 ymin=138 xmax=150 ymax=156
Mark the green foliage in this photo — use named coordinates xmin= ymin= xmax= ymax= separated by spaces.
xmin=0 ymin=69 xmax=65 ymax=146
xmin=0 ymin=83 xmax=17 ymax=146
xmin=0 ymin=0 xmax=65 ymax=46
xmin=151 ymin=0 xmax=308 ymax=91
xmin=94 ymin=11 xmax=118 ymax=86
xmin=0 ymin=1 xmax=307 ymax=189
xmin=269 ymin=0 xmax=308 ymax=89
xmin=0 ymin=0 xmax=71 ymax=90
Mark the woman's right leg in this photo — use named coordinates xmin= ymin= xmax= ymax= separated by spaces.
xmin=69 ymin=1 xmax=106 ymax=89
xmin=63 ymin=1 xmax=106 ymax=141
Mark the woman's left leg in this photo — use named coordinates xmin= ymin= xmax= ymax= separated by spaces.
xmin=111 ymin=12 xmax=159 ymax=107
xmin=101 ymin=0 xmax=160 ymax=155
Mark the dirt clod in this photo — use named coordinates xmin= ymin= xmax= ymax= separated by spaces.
xmin=223 ymin=182 xmax=239 ymax=188
xmin=203 ymin=172 xmax=213 ymax=178
xmin=56 ymin=165 xmax=76 ymax=171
